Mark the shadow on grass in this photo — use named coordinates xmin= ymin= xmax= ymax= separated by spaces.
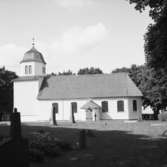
xmin=1 ymin=123 xmax=167 ymax=167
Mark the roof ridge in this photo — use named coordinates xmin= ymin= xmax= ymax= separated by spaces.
xmin=49 ymin=73 xmax=128 ymax=78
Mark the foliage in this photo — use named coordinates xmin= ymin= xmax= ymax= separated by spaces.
xmin=77 ymin=67 xmax=103 ymax=75
xmin=128 ymin=0 xmax=167 ymax=21
xmin=0 ymin=67 xmax=17 ymax=116
xmin=145 ymin=8 xmax=167 ymax=71
xmin=29 ymin=148 xmax=45 ymax=162
xmin=28 ymin=130 xmax=72 ymax=162
xmin=58 ymin=70 xmax=75 ymax=75
xmin=127 ymin=0 xmax=167 ymax=119
xmin=158 ymin=111 xmax=167 ymax=121
xmin=112 ymin=65 xmax=163 ymax=119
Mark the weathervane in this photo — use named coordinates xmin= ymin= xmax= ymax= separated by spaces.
xmin=32 ymin=37 xmax=35 ymax=47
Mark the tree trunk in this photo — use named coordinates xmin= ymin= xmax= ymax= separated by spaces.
xmin=153 ymin=109 xmax=159 ymax=120
xmin=71 ymin=111 xmax=75 ymax=123
xmin=52 ymin=109 xmax=57 ymax=125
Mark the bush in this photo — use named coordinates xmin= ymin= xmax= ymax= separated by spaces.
xmin=42 ymin=144 xmax=61 ymax=156
xmin=158 ymin=112 xmax=167 ymax=121
xmin=29 ymin=148 xmax=44 ymax=162
xmin=27 ymin=130 xmax=72 ymax=161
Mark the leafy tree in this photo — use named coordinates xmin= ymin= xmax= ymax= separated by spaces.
xmin=0 ymin=67 xmax=17 ymax=120
xmin=77 ymin=67 xmax=103 ymax=75
xmin=112 ymin=65 xmax=161 ymax=119
xmin=112 ymin=67 xmax=130 ymax=73
xmin=112 ymin=64 xmax=145 ymax=88
xmin=128 ymin=0 xmax=167 ymax=21
xmin=58 ymin=70 xmax=75 ymax=75
xmin=127 ymin=0 xmax=167 ymax=119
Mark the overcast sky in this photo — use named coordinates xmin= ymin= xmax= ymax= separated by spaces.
xmin=0 ymin=0 xmax=152 ymax=75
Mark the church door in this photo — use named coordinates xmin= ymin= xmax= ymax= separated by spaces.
xmin=86 ymin=108 xmax=93 ymax=121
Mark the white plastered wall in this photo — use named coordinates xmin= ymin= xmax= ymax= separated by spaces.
xmin=128 ymin=97 xmax=142 ymax=120
xmin=14 ymin=80 xmax=40 ymax=122
xmin=20 ymin=62 xmax=46 ymax=76
xmin=38 ymin=97 xmax=142 ymax=121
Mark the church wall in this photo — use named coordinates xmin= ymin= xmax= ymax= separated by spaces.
xmin=128 ymin=97 xmax=142 ymax=120
xmin=34 ymin=62 xmax=46 ymax=75
xmin=36 ymin=97 xmax=141 ymax=122
xmin=20 ymin=62 xmax=35 ymax=76
xmin=14 ymin=80 xmax=40 ymax=122
xmin=20 ymin=62 xmax=45 ymax=76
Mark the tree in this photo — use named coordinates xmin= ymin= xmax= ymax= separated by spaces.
xmin=58 ymin=70 xmax=75 ymax=75
xmin=145 ymin=9 xmax=167 ymax=71
xmin=112 ymin=67 xmax=130 ymax=73
xmin=77 ymin=67 xmax=103 ymax=75
xmin=112 ymin=65 xmax=163 ymax=119
xmin=112 ymin=64 xmax=145 ymax=88
xmin=0 ymin=67 xmax=17 ymax=120
xmin=128 ymin=0 xmax=167 ymax=21
xmin=127 ymin=0 xmax=167 ymax=119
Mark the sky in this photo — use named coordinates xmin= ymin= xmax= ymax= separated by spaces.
xmin=0 ymin=0 xmax=152 ymax=75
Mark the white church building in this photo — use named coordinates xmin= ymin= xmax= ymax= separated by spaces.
xmin=14 ymin=45 xmax=143 ymax=122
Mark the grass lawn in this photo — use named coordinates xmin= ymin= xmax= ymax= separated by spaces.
xmin=1 ymin=120 xmax=167 ymax=167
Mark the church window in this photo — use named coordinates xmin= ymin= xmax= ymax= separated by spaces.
xmin=117 ymin=100 xmax=124 ymax=112
xmin=133 ymin=100 xmax=137 ymax=112
xmin=102 ymin=101 xmax=108 ymax=112
xmin=25 ymin=65 xmax=28 ymax=74
xmin=71 ymin=102 xmax=77 ymax=113
xmin=52 ymin=103 xmax=58 ymax=113
xmin=29 ymin=65 xmax=32 ymax=74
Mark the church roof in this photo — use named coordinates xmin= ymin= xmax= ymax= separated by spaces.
xmin=37 ymin=73 xmax=142 ymax=100
xmin=20 ymin=46 xmax=46 ymax=64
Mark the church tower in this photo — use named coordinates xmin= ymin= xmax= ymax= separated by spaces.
xmin=20 ymin=40 xmax=46 ymax=76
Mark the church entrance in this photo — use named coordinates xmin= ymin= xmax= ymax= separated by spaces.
xmin=86 ymin=108 xmax=93 ymax=121
xmin=81 ymin=100 xmax=101 ymax=121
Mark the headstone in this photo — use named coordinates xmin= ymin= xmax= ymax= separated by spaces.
xmin=0 ymin=108 xmax=30 ymax=167
xmin=10 ymin=108 xmax=21 ymax=140
xmin=79 ymin=129 xmax=86 ymax=149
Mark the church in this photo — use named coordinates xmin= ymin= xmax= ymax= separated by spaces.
xmin=14 ymin=44 xmax=143 ymax=122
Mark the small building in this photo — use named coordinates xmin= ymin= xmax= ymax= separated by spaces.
xmin=14 ymin=45 xmax=143 ymax=122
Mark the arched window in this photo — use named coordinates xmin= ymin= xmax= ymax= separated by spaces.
xmin=52 ymin=103 xmax=58 ymax=113
xmin=101 ymin=101 xmax=108 ymax=112
xmin=25 ymin=65 xmax=29 ymax=74
xmin=133 ymin=100 xmax=137 ymax=112
xmin=117 ymin=100 xmax=124 ymax=112
xmin=71 ymin=102 xmax=77 ymax=113
xmin=29 ymin=65 xmax=32 ymax=74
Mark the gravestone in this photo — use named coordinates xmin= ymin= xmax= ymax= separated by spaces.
xmin=10 ymin=108 xmax=21 ymax=140
xmin=79 ymin=129 xmax=86 ymax=149
xmin=0 ymin=108 xmax=29 ymax=167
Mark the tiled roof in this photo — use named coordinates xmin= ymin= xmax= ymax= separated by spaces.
xmin=20 ymin=46 xmax=46 ymax=64
xmin=38 ymin=73 xmax=142 ymax=100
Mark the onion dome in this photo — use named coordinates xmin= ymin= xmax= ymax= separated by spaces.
xmin=20 ymin=46 xmax=46 ymax=64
